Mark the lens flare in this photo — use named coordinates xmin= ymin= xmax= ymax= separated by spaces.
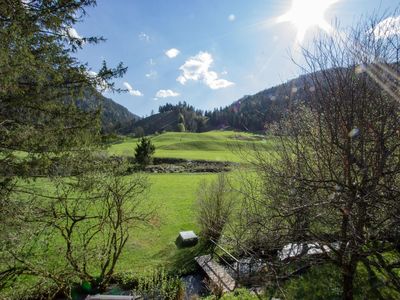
xmin=277 ymin=0 xmax=339 ymax=42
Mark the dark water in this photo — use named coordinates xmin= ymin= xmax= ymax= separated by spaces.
xmin=181 ymin=274 xmax=208 ymax=299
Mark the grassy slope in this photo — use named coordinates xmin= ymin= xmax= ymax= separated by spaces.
xmin=108 ymin=130 xmax=272 ymax=162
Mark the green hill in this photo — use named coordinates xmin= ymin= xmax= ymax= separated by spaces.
xmin=124 ymin=102 xmax=207 ymax=136
xmin=108 ymin=130 xmax=273 ymax=162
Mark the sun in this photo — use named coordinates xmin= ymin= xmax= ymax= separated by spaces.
xmin=277 ymin=0 xmax=338 ymax=42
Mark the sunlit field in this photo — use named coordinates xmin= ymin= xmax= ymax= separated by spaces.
xmin=108 ymin=130 xmax=274 ymax=162
xmin=13 ymin=173 xmax=220 ymax=276
xmin=9 ymin=131 xmax=276 ymax=277
xmin=117 ymin=173 xmax=217 ymax=273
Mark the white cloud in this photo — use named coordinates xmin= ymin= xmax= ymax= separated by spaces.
xmin=123 ymin=82 xmax=143 ymax=96
xmin=145 ymin=70 xmax=158 ymax=79
xmin=207 ymin=78 xmax=234 ymax=90
xmin=176 ymin=75 xmax=187 ymax=85
xmin=372 ymin=16 xmax=400 ymax=39
xmin=67 ymin=27 xmax=83 ymax=40
xmin=138 ymin=32 xmax=150 ymax=42
xmin=176 ymin=51 xmax=234 ymax=90
xmin=62 ymin=27 xmax=84 ymax=45
xmin=165 ymin=48 xmax=180 ymax=58
xmin=228 ymin=14 xmax=236 ymax=22
xmin=87 ymin=71 xmax=97 ymax=77
xmin=86 ymin=70 xmax=108 ymax=91
xmin=155 ymin=89 xmax=180 ymax=98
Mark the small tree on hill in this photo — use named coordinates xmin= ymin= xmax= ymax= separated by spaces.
xmin=134 ymin=137 xmax=155 ymax=167
xmin=177 ymin=122 xmax=186 ymax=132
xmin=134 ymin=126 xmax=145 ymax=137
xmin=177 ymin=113 xmax=186 ymax=132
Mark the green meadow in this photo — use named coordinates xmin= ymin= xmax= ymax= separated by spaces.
xmin=111 ymin=131 xmax=268 ymax=272
xmin=108 ymin=130 xmax=273 ymax=162
xmin=117 ymin=172 xmax=217 ymax=273
xmin=18 ymin=131 xmax=273 ymax=276
xmin=107 ymin=131 xmax=276 ymax=271
xmin=5 ymin=130 xmax=286 ymax=299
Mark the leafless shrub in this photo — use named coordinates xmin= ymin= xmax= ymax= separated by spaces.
xmin=0 ymin=164 xmax=152 ymax=298
xmin=196 ymin=173 xmax=236 ymax=247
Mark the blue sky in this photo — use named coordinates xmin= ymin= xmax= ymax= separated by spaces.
xmin=74 ymin=0 xmax=398 ymax=117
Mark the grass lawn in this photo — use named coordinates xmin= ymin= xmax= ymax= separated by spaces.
xmin=117 ymin=172 xmax=217 ymax=273
xmin=107 ymin=130 xmax=273 ymax=163
xmin=107 ymin=131 xmax=276 ymax=271
xmin=10 ymin=173 xmax=218 ymax=278
xmin=7 ymin=131 xmax=276 ymax=288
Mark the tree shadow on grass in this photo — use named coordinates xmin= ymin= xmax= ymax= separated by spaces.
xmin=165 ymin=241 xmax=211 ymax=275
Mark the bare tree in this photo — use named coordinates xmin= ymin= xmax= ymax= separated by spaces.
xmin=0 ymin=164 xmax=151 ymax=298
xmin=196 ymin=173 xmax=236 ymax=248
xmin=237 ymin=11 xmax=400 ymax=299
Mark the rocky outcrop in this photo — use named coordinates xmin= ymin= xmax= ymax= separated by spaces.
xmin=144 ymin=159 xmax=235 ymax=173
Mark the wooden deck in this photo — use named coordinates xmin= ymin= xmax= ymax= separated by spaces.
xmin=195 ymin=254 xmax=236 ymax=293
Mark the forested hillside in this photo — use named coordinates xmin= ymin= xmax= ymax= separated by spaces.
xmin=205 ymin=75 xmax=311 ymax=132
xmin=76 ymin=88 xmax=140 ymax=133
xmin=127 ymin=75 xmax=308 ymax=135
xmin=126 ymin=101 xmax=207 ymax=135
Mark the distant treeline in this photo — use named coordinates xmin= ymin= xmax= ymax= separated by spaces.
xmin=111 ymin=73 xmax=319 ymax=136
xmin=126 ymin=77 xmax=304 ymax=135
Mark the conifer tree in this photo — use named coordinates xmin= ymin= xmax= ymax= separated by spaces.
xmin=134 ymin=137 xmax=156 ymax=167
xmin=0 ymin=1 xmax=149 ymax=298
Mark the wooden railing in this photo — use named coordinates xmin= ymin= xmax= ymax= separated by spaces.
xmin=209 ymin=238 xmax=240 ymax=282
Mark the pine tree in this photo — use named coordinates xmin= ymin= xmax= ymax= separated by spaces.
xmin=0 ymin=1 xmax=149 ymax=297
xmin=134 ymin=137 xmax=156 ymax=167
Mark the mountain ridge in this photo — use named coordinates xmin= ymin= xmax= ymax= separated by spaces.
xmin=100 ymin=72 xmax=313 ymax=135
xmin=122 ymin=74 xmax=307 ymax=135
xmin=77 ymin=89 xmax=141 ymax=133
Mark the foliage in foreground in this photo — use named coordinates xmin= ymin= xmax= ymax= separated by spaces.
xmin=202 ymin=288 xmax=263 ymax=300
xmin=136 ymin=268 xmax=185 ymax=300
xmin=274 ymin=261 xmax=400 ymax=300
xmin=0 ymin=0 xmax=142 ymax=298
xmin=223 ymin=10 xmax=400 ymax=300
xmin=115 ymin=268 xmax=184 ymax=300
xmin=1 ymin=165 xmax=151 ymax=299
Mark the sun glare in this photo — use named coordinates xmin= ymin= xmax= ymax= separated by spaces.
xmin=277 ymin=0 xmax=338 ymax=42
